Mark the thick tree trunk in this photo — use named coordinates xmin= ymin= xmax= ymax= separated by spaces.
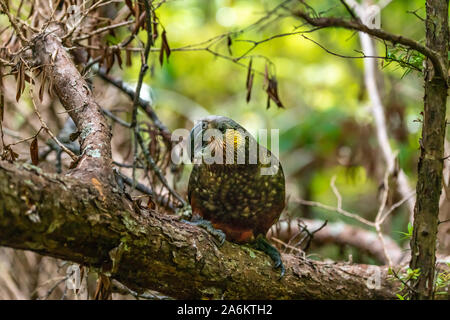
xmin=410 ymin=0 xmax=449 ymax=300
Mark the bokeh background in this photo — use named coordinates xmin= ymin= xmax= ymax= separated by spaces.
xmin=0 ymin=0 xmax=448 ymax=299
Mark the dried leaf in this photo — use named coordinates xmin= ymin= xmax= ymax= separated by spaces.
xmin=93 ymin=274 xmax=111 ymax=300
xmin=16 ymin=62 xmax=24 ymax=102
xmin=246 ymin=72 xmax=254 ymax=103
xmin=69 ymin=156 xmax=81 ymax=169
xmin=126 ymin=47 xmax=132 ymax=66
xmin=264 ymin=63 xmax=269 ymax=87
xmin=69 ymin=131 xmax=80 ymax=141
xmin=106 ymin=49 xmax=115 ymax=73
xmin=152 ymin=11 xmax=159 ymax=41
xmin=0 ymin=65 xmax=3 ymax=121
xmin=147 ymin=196 xmax=156 ymax=210
xmin=135 ymin=1 xmax=141 ymax=31
xmin=159 ymin=30 xmax=171 ymax=66
xmin=21 ymin=70 xmax=26 ymax=93
xmin=163 ymin=31 xmax=171 ymax=59
xmin=245 ymin=59 xmax=254 ymax=103
xmin=39 ymin=70 xmax=46 ymax=102
xmin=0 ymin=63 xmax=4 ymax=88
xmin=114 ymin=49 xmax=123 ymax=69
xmin=108 ymin=27 xmax=117 ymax=39
xmin=30 ymin=137 xmax=39 ymax=165
xmin=0 ymin=93 xmax=4 ymax=122
xmin=159 ymin=42 xmax=164 ymax=66
xmin=227 ymin=35 xmax=232 ymax=55
xmin=4 ymin=146 xmax=19 ymax=162
xmin=148 ymin=129 xmax=161 ymax=160
xmin=263 ymin=64 xmax=284 ymax=109
xmin=125 ymin=0 xmax=134 ymax=13
xmin=266 ymin=77 xmax=284 ymax=109
xmin=47 ymin=73 xmax=54 ymax=98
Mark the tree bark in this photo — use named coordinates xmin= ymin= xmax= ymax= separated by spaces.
xmin=0 ymin=161 xmax=400 ymax=299
xmin=32 ymin=30 xmax=113 ymax=184
xmin=410 ymin=0 xmax=449 ymax=300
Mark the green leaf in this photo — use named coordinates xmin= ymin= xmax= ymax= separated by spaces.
xmin=106 ymin=34 xmax=119 ymax=45
xmin=407 ymin=222 xmax=413 ymax=234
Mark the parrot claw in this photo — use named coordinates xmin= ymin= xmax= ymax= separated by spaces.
xmin=252 ymin=234 xmax=285 ymax=280
xmin=182 ymin=217 xmax=226 ymax=247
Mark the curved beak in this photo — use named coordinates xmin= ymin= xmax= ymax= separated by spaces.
xmin=189 ymin=120 xmax=206 ymax=161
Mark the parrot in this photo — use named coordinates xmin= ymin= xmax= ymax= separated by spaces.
xmin=186 ymin=115 xmax=286 ymax=277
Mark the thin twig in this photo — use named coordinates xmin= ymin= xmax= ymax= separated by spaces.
xmin=111 ymin=279 xmax=172 ymax=300
xmin=73 ymin=20 xmax=134 ymax=41
xmin=297 ymin=199 xmax=375 ymax=227
xmin=131 ymin=0 xmax=154 ymax=189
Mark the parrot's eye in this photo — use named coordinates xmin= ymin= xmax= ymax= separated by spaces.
xmin=201 ymin=121 xmax=208 ymax=130
xmin=217 ymin=123 xmax=226 ymax=133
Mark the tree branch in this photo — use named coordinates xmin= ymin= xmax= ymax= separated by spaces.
xmin=0 ymin=161 xmax=399 ymax=299
xmin=350 ymin=0 xmax=415 ymax=216
xmin=268 ymin=218 xmax=404 ymax=265
xmin=31 ymin=29 xmax=113 ymax=182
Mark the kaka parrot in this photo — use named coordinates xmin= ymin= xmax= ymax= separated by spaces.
xmin=187 ymin=115 xmax=286 ymax=277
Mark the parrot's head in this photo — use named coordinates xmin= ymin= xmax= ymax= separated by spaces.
xmin=189 ymin=115 xmax=255 ymax=165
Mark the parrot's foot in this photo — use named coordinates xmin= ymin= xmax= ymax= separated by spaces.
xmin=252 ymin=234 xmax=285 ymax=280
xmin=182 ymin=216 xmax=226 ymax=247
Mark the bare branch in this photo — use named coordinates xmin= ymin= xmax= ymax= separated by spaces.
xmin=268 ymin=218 xmax=404 ymax=265
xmin=297 ymin=199 xmax=375 ymax=227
